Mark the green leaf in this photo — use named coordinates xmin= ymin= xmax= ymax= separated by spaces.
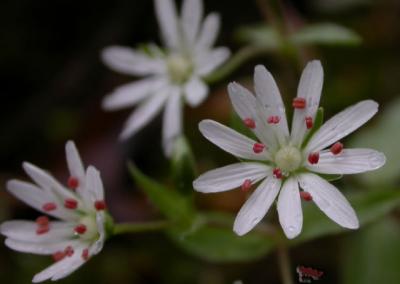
xmin=235 ymin=25 xmax=281 ymax=49
xmin=127 ymin=162 xmax=196 ymax=226
xmin=294 ymin=189 xmax=400 ymax=244
xmin=290 ymin=23 xmax=362 ymax=46
xmin=168 ymin=212 xmax=276 ymax=262
xmin=171 ymin=136 xmax=197 ymax=195
xmin=341 ymin=218 xmax=400 ymax=284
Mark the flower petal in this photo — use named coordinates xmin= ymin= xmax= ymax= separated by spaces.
xmin=65 ymin=141 xmax=85 ymax=180
xmin=199 ymin=119 xmax=270 ymax=161
xmin=162 ymin=88 xmax=182 ymax=157
xmin=184 ymin=76 xmax=208 ymax=107
xmin=277 ymin=178 xmax=302 ymax=239
xmin=196 ymin=47 xmax=230 ymax=76
xmin=182 ymin=0 xmax=203 ymax=46
xmin=119 ymin=89 xmax=169 ymax=140
xmin=196 ymin=13 xmax=220 ymax=50
xmin=298 ymin=173 xmax=359 ymax=229
xmin=291 ymin=60 xmax=324 ymax=146
xmin=228 ymin=82 xmax=279 ymax=151
xmin=101 ymin=46 xmax=165 ymax=76
xmin=91 ymin=212 xmax=106 ymax=255
xmin=4 ymin=238 xmax=79 ymax=255
xmin=254 ymin=65 xmax=289 ymax=145
xmin=233 ymin=177 xmax=281 ymax=236
xmin=102 ymin=77 xmax=166 ymax=111
xmin=306 ymin=148 xmax=386 ymax=174
xmin=305 ymin=100 xmax=379 ymax=152
xmin=154 ymin=0 xmax=180 ymax=50
xmin=85 ymin=166 xmax=105 ymax=203
xmin=193 ymin=162 xmax=270 ymax=193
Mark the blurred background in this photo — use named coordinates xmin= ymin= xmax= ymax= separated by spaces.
xmin=1 ymin=0 xmax=400 ymax=283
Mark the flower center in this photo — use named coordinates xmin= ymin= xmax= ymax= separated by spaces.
xmin=75 ymin=215 xmax=99 ymax=242
xmin=274 ymin=146 xmax=302 ymax=172
xmin=166 ymin=54 xmax=193 ymax=84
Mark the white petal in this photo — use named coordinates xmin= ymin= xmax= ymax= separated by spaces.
xmin=65 ymin=141 xmax=85 ymax=180
xmin=306 ymin=100 xmax=379 ymax=152
xmin=102 ymin=77 xmax=166 ymax=111
xmin=184 ymin=76 xmax=208 ymax=107
xmin=234 ymin=177 xmax=281 ymax=236
xmin=4 ymin=238 xmax=79 ymax=255
xmin=119 ymin=89 xmax=169 ymax=140
xmin=6 ymin=180 xmax=77 ymax=220
xmin=162 ymin=88 xmax=182 ymax=157
xmin=196 ymin=13 xmax=220 ymax=50
xmin=199 ymin=119 xmax=270 ymax=161
xmin=306 ymin=148 xmax=386 ymax=174
xmin=91 ymin=212 xmax=106 ymax=255
xmin=101 ymin=46 xmax=165 ymax=76
xmin=85 ymin=166 xmax=105 ymax=203
xmin=182 ymin=0 xmax=203 ymax=46
xmin=154 ymin=0 xmax=180 ymax=49
xmin=277 ymin=178 xmax=302 ymax=239
xmin=291 ymin=60 xmax=324 ymax=146
xmin=228 ymin=82 xmax=279 ymax=151
xmin=298 ymin=173 xmax=359 ymax=229
xmin=254 ymin=65 xmax=289 ymax=144
xmin=32 ymin=246 xmax=86 ymax=283
xmin=196 ymin=47 xmax=230 ymax=76
xmin=193 ymin=162 xmax=270 ymax=193
xmin=1 ymin=221 xmax=74 ymax=243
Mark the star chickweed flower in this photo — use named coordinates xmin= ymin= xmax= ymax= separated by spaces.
xmin=193 ymin=61 xmax=386 ymax=239
xmin=1 ymin=141 xmax=112 ymax=282
xmin=101 ymin=0 xmax=230 ymax=156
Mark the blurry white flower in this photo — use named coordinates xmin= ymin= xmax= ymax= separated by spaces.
xmin=102 ymin=0 xmax=230 ymax=156
xmin=1 ymin=141 xmax=108 ymax=282
xmin=193 ymin=61 xmax=386 ymax=239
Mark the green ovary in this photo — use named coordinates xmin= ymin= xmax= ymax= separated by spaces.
xmin=274 ymin=146 xmax=302 ymax=172
xmin=166 ymin=55 xmax=193 ymax=84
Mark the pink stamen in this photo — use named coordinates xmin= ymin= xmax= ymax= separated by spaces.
xmin=64 ymin=246 xmax=74 ymax=257
xmin=64 ymin=198 xmax=78 ymax=209
xmin=273 ymin=168 xmax=283 ymax=179
xmin=330 ymin=142 xmax=343 ymax=155
xmin=36 ymin=225 xmax=50 ymax=235
xmin=36 ymin=216 xmax=49 ymax=227
xmin=300 ymin=191 xmax=313 ymax=201
xmin=267 ymin=116 xmax=280 ymax=124
xmin=308 ymin=152 xmax=320 ymax=164
xmin=94 ymin=200 xmax=107 ymax=211
xmin=42 ymin=202 xmax=57 ymax=212
xmin=243 ymin=118 xmax=256 ymax=129
xmin=253 ymin=143 xmax=265 ymax=153
xmin=67 ymin=176 xmax=79 ymax=190
xmin=241 ymin=179 xmax=252 ymax=192
xmin=52 ymin=251 xmax=66 ymax=262
xmin=293 ymin=98 xmax=306 ymax=109
xmin=305 ymin=116 xmax=313 ymax=129
xmin=82 ymin=248 xmax=89 ymax=261
xmin=74 ymin=224 xmax=87 ymax=235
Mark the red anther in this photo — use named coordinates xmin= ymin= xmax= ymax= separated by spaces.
xmin=308 ymin=152 xmax=320 ymax=164
xmin=64 ymin=198 xmax=78 ymax=209
xmin=292 ymin=97 xmax=306 ymax=109
xmin=330 ymin=142 xmax=343 ymax=155
xmin=241 ymin=179 xmax=252 ymax=192
xmin=52 ymin=251 xmax=66 ymax=262
xmin=42 ymin=202 xmax=57 ymax=212
xmin=82 ymin=248 xmax=89 ymax=261
xmin=300 ymin=191 xmax=313 ymax=201
xmin=253 ymin=143 xmax=265 ymax=153
xmin=36 ymin=216 xmax=50 ymax=227
xmin=74 ymin=224 xmax=87 ymax=235
xmin=243 ymin=118 xmax=256 ymax=129
xmin=36 ymin=225 xmax=50 ymax=235
xmin=267 ymin=116 xmax=280 ymax=124
xmin=273 ymin=168 xmax=283 ymax=179
xmin=64 ymin=246 xmax=74 ymax=257
xmin=67 ymin=176 xmax=79 ymax=190
xmin=94 ymin=200 xmax=107 ymax=211
xmin=305 ymin=116 xmax=313 ymax=129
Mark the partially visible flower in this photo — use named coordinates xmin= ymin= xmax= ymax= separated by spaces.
xmin=1 ymin=141 xmax=109 ymax=282
xmin=101 ymin=0 xmax=230 ymax=156
xmin=193 ymin=61 xmax=386 ymax=239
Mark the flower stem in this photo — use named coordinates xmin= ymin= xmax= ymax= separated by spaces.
xmin=277 ymin=242 xmax=294 ymax=284
xmin=113 ymin=221 xmax=170 ymax=235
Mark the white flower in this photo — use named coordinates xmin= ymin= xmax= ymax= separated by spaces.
xmin=1 ymin=141 xmax=108 ymax=282
xmin=101 ymin=0 xmax=230 ymax=156
xmin=193 ymin=61 xmax=386 ymax=239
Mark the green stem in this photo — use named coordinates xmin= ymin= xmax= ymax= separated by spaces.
xmin=277 ymin=242 xmax=294 ymax=284
xmin=113 ymin=221 xmax=170 ymax=235
xmin=204 ymin=45 xmax=271 ymax=84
